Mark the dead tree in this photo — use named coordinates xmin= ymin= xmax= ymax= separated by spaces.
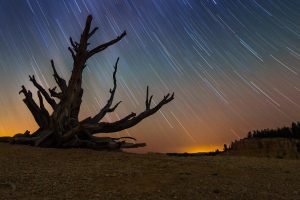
xmin=0 ymin=15 xmax=174 ymax=150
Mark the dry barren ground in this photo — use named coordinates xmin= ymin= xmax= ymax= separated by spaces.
xmin=0 ymin=143 xmax=299 ymax=200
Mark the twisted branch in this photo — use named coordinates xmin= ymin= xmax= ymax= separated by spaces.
xmin=84 ymin=89 xmax=174 ymax=134
xmin=87 ymin=31 xmax=126 ymax=58
xmin=50 ymin=60 xmax=67 ymax=92
xmin=81 ymin=58 xmax=122 ymax=124
xmin=29 ymin=75 xmax=56 ymax=109
xmin=19 ymin=85 xmax=48 ymax=128
xmin=49 ymin=86 xmax=63 ymax=99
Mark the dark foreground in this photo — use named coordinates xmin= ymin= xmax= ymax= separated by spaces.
xmin=0 ymin=143 xmax=299 ymax=200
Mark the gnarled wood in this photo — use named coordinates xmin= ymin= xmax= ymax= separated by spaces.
xmin=0 ymin=15 xmax=174 ymax=150
xmin=50 ymin=60 xmax=67 ymax=93
xmin=29 ymin=75 xmax=57 ymax=109
xmin=83 ymin=90 xmax=174 ymax=134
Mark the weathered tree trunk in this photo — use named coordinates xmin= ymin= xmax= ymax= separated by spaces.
xmin=0 ymin=15 xmax=174 ymax=150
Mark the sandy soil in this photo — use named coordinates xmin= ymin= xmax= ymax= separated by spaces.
xmin=0 ymin=143 xmax=299 ymax=200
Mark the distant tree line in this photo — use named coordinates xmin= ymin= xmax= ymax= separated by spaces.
xmin=223 ymin=122 xmax=300 ymax=152
xmin=246 ymin=122 xmax=300 ymax=139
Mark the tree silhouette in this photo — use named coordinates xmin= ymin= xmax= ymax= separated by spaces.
xmin=1 ymin=15 xmax=174 ymax=150
xmin=223 ymin=144 xmax=228 ymax=151
xmin=243 ymin=122 xmax=300 ymax=140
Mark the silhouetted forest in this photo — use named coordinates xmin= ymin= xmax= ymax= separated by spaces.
xmin=246 ymin=122 xmax=300 ymax=139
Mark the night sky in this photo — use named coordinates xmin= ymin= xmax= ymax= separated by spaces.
xmin=0 ymin=0 xmax=300 ymax=153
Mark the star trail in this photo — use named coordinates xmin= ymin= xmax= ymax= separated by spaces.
xmin=0 ymin=0 xmax=299 ymax=153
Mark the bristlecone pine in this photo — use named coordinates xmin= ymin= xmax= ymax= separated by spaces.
xmin=0 ymin=15 xmax=174 ymax=150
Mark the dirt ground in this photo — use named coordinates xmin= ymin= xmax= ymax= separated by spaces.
xmin=0 ymin=143 xmax=299 ymax=200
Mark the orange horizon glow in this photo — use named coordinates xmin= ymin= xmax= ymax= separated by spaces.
xmin=181 ymin=145 xmax=223 ymax=153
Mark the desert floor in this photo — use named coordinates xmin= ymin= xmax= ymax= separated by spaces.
xmin=0 ymin=143 xmax=299 ymax=200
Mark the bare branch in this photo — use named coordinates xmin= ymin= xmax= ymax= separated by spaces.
xmin=81 ymin=58 xmax=121 ymax=124
xmin=37 ymin=91 xmax=45 ymax=110
xmin=49 ymin=86 xmax=63 ymax=99
xmin=19 ymin=85 xmax=29 ymax=96
xmin=69 ymin=37 xmax=78 ymax=50
xmin=50 ymin=60 xmax=67 ymax=92
xmin=145 ymin=86 xmax=154 ymax=110
xmin=107 ymin=101 xmax=122 ymax=112
xmin=85 ymin=90 xmax=174 ymax=134
xmin=87 ymin=31 xmax=126 ymax=58
xmin=113 ymin=136 xmax=136 ymax=141
xmin=88 ymin=27 xmax=99 ymax=38
xmin=37 ymin=91 xmax=50 ymax=118
xmin=115 ymin=112 xmax=137 ymax=125
xmin=19 ymin=85 xmax=48 ymax=128
xmin=29 ymin=75 xmax=57 ymax=109
xmin=77 ymin=15 xmax=93 ymax=49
